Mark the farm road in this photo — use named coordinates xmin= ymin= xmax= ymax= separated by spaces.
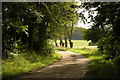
xmin=15 ymin=50 xmax=90 ymax=79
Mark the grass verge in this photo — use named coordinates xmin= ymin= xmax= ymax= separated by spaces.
xmin=56 ymin=47 xmax=120 ymax=78
xmin=55 ymin=47 xmax=69 ymax=51
xmin=2 ymin=51 xmax=61 ymax=79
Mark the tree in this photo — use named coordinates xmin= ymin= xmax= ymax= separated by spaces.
xmin=82 ymin=2 xmax=120 ymax=61
xmin=2 ymin=2 xmax=79 ymax=58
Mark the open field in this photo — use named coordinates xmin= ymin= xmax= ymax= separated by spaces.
xmin=54 ymin=40 xmax=94 ymax=48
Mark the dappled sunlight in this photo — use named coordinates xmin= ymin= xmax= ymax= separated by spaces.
xmin=2 ymin=1 xmax=120 ymax=79
xmin=67 ymin=48 xmax=120 ymax=78
xmin=15 ymin=51 xmax=90 ymax=79
xmin=89 ymin=56 xmax=103 ymax=60
xmin=80 ymin=51 xmax=88 ymax=53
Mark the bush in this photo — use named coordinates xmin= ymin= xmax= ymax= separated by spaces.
xmin=113 ymin=56 xmax=120 ymax=66
xmin=42 ymin=44 xmax=54 ymax=56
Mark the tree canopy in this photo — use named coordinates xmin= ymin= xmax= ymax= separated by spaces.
xmin=2 ymin=2 xmax=79 ymax=58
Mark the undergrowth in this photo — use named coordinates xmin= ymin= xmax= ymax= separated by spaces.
xmin=2 ymin=51 xmax=61 ymax=79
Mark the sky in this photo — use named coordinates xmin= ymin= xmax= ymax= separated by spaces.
xmin=76 ymin=2 xmax=97 ymax=29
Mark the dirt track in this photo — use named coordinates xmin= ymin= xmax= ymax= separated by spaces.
xmin=15 ymin=50 xmax=90 ymax=79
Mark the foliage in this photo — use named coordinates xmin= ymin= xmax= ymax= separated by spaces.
xmin=82 ymin=2 xmax=120 ymax=62
xmin=83 ymin=28 xmax=102 ymax=43
xmin=2 ymin=2 xmax=78 ymax=58
xmin=2 ymin=2 xmax=80 ymax=79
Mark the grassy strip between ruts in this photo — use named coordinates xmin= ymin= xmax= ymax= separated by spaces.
xmin=56 ymin=47 xmax=120 ymax=78
xmin=2 ymin=51 xmax=61 ymax=79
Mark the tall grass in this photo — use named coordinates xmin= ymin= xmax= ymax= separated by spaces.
xmin=2 ymin=51 xmax=61 ymax=79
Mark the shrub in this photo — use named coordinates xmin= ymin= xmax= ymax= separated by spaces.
xmin=113 ymin=56 xmax=120 ymax=66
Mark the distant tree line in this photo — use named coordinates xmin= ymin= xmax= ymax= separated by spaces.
xmin=55 ymin=27 xmax=85 ymax=48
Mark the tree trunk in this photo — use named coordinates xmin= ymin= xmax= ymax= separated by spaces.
xmin=54 ymin=40 xmax=58 ymax=47
xmin=38 ymin=22 xmax=47 ymax=51
xmin=28 ymin=23 xmax=33 ymax=50
xmin=69 ymin=21 xmax=74 ymax=48
xmin=59 ymin=38 xmax=63 ymax=47
xmin=69 ymin=37 xmax=73 ymax=48
xmin=64 ymin=37 xmax=67 ymax=48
